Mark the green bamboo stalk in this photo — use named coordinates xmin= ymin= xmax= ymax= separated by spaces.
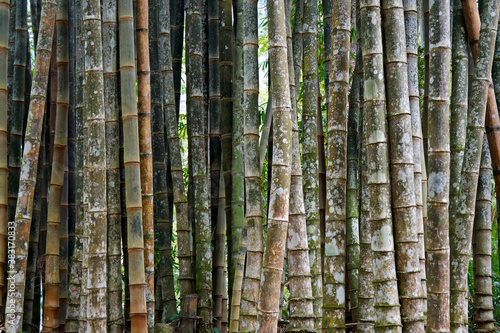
xmin=83 ymin=0 xmax=108 ymax=327
xmin=228 ymin=0 xmax=245 ymax=329
xmin=219 ymin=0 xmax=234 ymax=301
xmin=118 ymin=0 xmax=148 ymax=328
xmin=257 ymin=0 xmax=292 ymax=330
xmin=472 ymin=137 xmax=495 ymax=332
xmin=323 ymin=0 xmax=350 ymax=330
xmin=403 ymin=0 xmax=427 ymax=316
xmin=346 ymin=40 xmax=360 ymax=325
xmin=3 ymin=0 xmax=56 ymax=329
xmin=159 ymin=0 xmax=195 ymax=325
xmin=301 ymin=0 xmax=322 ymax=329
xmin=450 ymin=0 xmax=500 ymax=330
xmin=381 ymin=0 xmax=424 ymax=330
xmin=0 ymin=0 xmax=9 ymax=320
xmin=103 ymin=0 xmax=123 ymax=329
xmin=208 ymin=0 xmax=222 ymax=326
xmin=186 ymin=0 xmax=212 ymax=329
xmin=239 ymin=0 xmax=262 ymax=330
xmin=360 ymin=1 xmax=402 ymax=331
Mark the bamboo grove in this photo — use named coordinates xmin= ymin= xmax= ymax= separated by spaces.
xmin=2 ymin=0 xmax=500 ymax=331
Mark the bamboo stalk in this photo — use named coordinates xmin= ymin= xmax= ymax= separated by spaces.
xmin=136 ymin=0 xmax=155 ymax=327
xmin=22 ymin=125 xmax=43 ymax=333
xmin=301 ymin=0 xmax=322 ymax=329
xmin=159 ymin=0 xmax=195 ymax=327
xmin=103 ymin=0 xmax=123 ymax=329
xmin=472 ymin=137 xmax=495 ymax=332
xmin=422 ymin=0 xmax=429 ymax=167
xmin=239 ymin=0 xmax=262 ymax=330
xmin=448 ymin=0 xmax=469 ymax=330
xmin=426 ymin=0 xmax=453 ymax=331
xmin=0 ymin=0 xmax=9 ymax=320
xmin=214 ymin=172 xmax=226 ymax=331
xmin=381 ymin=0 xmax=424 ymax=330
xmin=118 ymin=0 xmax=148 ymax=328
xmin=228 ymin=0 xmax=245 ymax=330
xmin=403 ymin=0 xmax=427 ymax=317
xmin=208 ymin=0 xmax=222 ymax=326
xmin=360 ymin=1 xmax=402 ymax=331
xmin=357 ymin=48 xmax=375 ymax=333
xmin=59 ymin=151 xmax=69 ymax=331
xmin=3 ymin=0 xmax=57 ymax=328
xmin=67 ymin=0 xmax=75 ymax=265
xmin=450 ymin=1 xmax=500 ymax=330
xmin=219 ymin=0 xmax=234 ymax=302
xmin=8 ymin=0 xmax=28 ymax=232
xmin=323 ymin=0 xmax=350 ymax=330
xmin=151 ymin=0 xmax=175 ymax=320
xmin=170 ymin=0 xmax=184 ymax=115
xmin=257 ymin=0 xmax=292 ymax=329
xmin=346 ymin=39 xmax=360 ymax=325
xmin=186 ymin=0 xmax=212 ymax=329
xmin=65 ymin=0 xmax=83 ymax=328
xmin=82 ymin=0 xmax=108 ymax=327
xmin=292 ymin=0 xmax=302 ymax=102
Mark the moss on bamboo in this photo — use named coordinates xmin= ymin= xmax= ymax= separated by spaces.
xmin=323 ymin=0 xmax=350 ymax=330
xmin=301 ymin=0 xmax=323 ymax=329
